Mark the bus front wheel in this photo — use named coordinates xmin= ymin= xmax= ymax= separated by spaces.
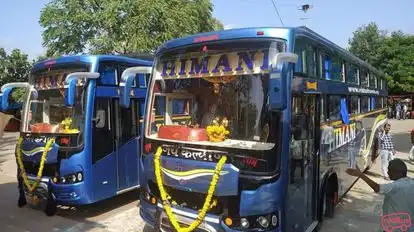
xmin=324 ymin=191 xmax=336 ymax=218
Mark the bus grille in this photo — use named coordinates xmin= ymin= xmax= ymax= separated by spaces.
xmin=22 ymin=161 xmax=58 ymax=177
xmin=148 ymin=180 xmax=224 ymax=215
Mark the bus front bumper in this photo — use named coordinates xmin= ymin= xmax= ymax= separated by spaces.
xmin=139 ymin=200 xmax=282 ymax=232
xmin=23 ymin=175 xmax=90 ymax=205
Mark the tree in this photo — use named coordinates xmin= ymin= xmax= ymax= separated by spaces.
xmin=0 ymin=48 xmax=32 ymax=103
xmin=376 ymin=32 xmax=414 ymax=94
xmin=348 ymin=22 xmax=386 ymax=66
xmin=348 ymin=23 xmax=414 ymax=94
xmin=0 ymin=48 xmax=31 ymax=87
xmin=40 ymin=0 xmax=224 ymax=56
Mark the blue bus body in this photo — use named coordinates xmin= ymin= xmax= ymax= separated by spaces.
xmin=139 ymin=27 xmax=388 ymax=231
xmin=2 ymin=55 xmax=152 ymax=211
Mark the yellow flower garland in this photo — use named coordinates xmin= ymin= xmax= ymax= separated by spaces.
xmin=206 ymin=117 xmax=230 ymax=142
xmin=16 ymin=136 xmax=55 ymax=193
xmin=154 ymin=146 xmax=227 ymax=232
xmin=60 ymin=117 xmax=79 ymax=133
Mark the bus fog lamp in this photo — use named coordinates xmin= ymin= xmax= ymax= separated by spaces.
xmin=271 ymin=215 xmax=278 ymax=226
xmin=240 ymin=218 xmax=249 ymax=228
xmin=258 ymin=216 xmax=269 ymax=228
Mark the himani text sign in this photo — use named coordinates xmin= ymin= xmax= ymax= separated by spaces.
xmin=321 ymin=123 xmax=357 ymax=153
xmin=157 ymin=50 xmax=272 ymax=79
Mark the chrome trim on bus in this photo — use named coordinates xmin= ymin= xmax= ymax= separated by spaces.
xmin=116 ymin=185 xmax=140 ymax=195
xmin=27 ymin=175 xmax=50 ymax=183
xmin=156 ymin=203 xmax=220 ymax=224
xmin=160 ymin=211 xmax=217 ymax=232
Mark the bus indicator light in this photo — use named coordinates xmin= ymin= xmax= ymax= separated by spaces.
xmin=224 ymin=217 xmax=233 ymax=226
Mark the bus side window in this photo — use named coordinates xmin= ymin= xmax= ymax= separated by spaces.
xmin=99 ymin=63 xmax=118 ymax=86
xmin=118 ymin=99 xmax=139 ymax=144
xmin=92 ymin=98 xmax=115 ymax=164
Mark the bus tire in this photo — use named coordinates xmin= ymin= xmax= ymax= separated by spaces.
xmin=44 ymin=198 xmax=57 ymax=217
xmin=324 ymin=192 xmax=335 ymax=218
xmin=323 ymin=174 xmax=338 ymax=219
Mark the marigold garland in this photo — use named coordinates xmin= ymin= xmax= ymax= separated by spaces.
xmin=154 ymin=146 xmax=227 ymax=232
xmin=16 ymin=136 xmax=55 ymax=193
xmin=206 ymin=117 xmax=230 ymax=142
xmin=60 ymin=117 xmax=79 ymax=133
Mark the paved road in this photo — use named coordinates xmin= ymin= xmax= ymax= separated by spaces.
xmin=0 ymin=119 xmax=413 ymax=231
xmin=0 ymin=132 xmax=148 ymax=232
xmin=320 ymin=119 xmax=414 ymax=232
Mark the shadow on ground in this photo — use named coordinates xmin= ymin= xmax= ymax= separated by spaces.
xmin=321 ymin=179 xmax=384 ymax=232
xmin=0 ymin=180 xmax=140 ymax=231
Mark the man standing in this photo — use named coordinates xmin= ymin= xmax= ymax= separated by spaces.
xmin=346 ymin=159 xmax=414 ymax=232
xmin=403 ymin=103 xmax=408 ymax=120
xmin=378 ymin=123 xmax=396 ymax=180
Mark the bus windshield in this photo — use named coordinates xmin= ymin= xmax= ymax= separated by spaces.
xmin=25 ymin=87 xmax=86 ymax=134
xmin=146 ymin=39 xmax=285 ymax=150
xmin=24 ymin=65 xmax=89 ymax=134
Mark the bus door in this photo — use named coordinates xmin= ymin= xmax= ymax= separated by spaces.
xmin=115 ymin=98 xmax=141 ymax=191
xmin=287 ymin=94 xmax=320 ymax=231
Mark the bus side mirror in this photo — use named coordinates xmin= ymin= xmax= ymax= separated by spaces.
xmin=270 ymin=52 xmax=298 ymax=110
xmin=119 ymin=66 xmax=152 ymax=108
xmin=1 ymin=82 xmax=35 ymax=111
xmin=64 ymin=72 xmax=99 ymax=107
xmin=293 ymin=113 xmax=308 ymax=140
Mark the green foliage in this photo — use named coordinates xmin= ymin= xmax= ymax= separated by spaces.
xmin=348 ymin=22 xmax=414 ymax=94
xmin=40 ymin=0 xmax=224 ymax=56
xmin=348 ymin=22 xmax=386 ymax=65
xmin=0 ymin=48 xmax=31 ymax=87
xmin=0 ymin=48 xmax=31 ymax=103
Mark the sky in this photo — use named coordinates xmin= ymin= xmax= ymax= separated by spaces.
xmin=1 ymin=0 xmax=413 ymax=60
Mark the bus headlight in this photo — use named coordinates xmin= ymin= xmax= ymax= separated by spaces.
xmin=271 ymin=215 xmax=278 ymax=226
xmin=77 ymin=172 xmax=83 ymax=182
xmin=140 ymin=189 xmax=157 ymax=205
xmin=53 ymin=172 xmax=84 ymax=184
xmin=240 ymin=218 xmax=249 ymax=229
xmin=222 ymin=212 xmax=278 ymax=230
xmin=257 ymin=216 xmax=269 ymax=228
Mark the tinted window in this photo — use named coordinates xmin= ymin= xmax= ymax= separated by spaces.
xmin=119 ymin=64 xmax=136 ymax=87
xmin=327 ymin=95 xmax=341 ymax=120
xmin=99 ymin=63 xmax=118 ymax=85
xmin=361 ymin=96 xmax=369 ymax=112
xmin=347 ymin=63 xmax=359 ymax=84
xmin=118 ymin=99 xmax=140 ymax=144
xmin=324 ymin=54 xmax=343 ymax=81
xmin=376 ymin=97 xmax=382 ymax=109
xmin=377 ymin=76 xmax=381 ymax=89
xmin=92 ymin=98 xmax=115 ymax=163
xmin=370 ymin=74 xmax=377 ymax=88
xmin=350 ymin=95 xmax=360 ymax=115
xmin=294 ymin=41 xmax=307 ymax=75
xmin=360 ymin=69 xmax=369 ymax=87
xmin=172 ymin=99 xmax=191 ymax=116
xmin=308 ymin=47 xmax=317 ymax=78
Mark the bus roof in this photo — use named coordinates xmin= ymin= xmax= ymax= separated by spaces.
xmin=32 ymin=54 xmax=153 ymax=71
xmin=156 ymin=26 xmax=385 ymax=78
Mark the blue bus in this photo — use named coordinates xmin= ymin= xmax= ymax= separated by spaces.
xmin=138 ymin=26 xmax=388 ymax=232
xmin=0 ymin=55 xmax=152 ymax=216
